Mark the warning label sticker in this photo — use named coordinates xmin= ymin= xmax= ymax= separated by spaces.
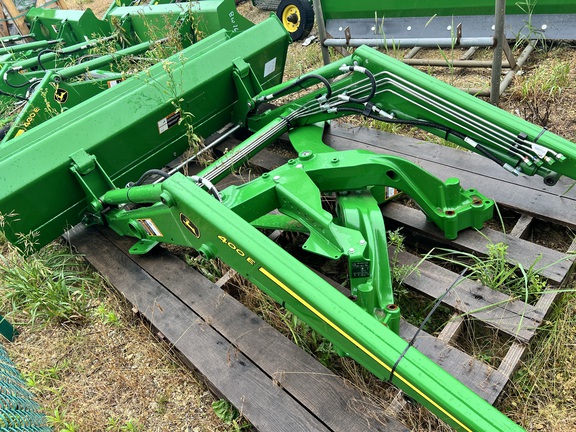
xmin=137 ymin=218 xmax=163 ymax=237
xmin=157 ymin=111 xmax=181 ymax=134
xmin=264 ymin=58 xmax=277 ymax=78
xmin=107 ymin=79 xmax=125 ymax=88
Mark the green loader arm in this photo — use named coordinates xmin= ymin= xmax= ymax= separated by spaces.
xmin=6 ymin=14 xmax=576 ymax=431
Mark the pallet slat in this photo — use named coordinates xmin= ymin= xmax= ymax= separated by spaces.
xmin=66 ymin=226 xmax=331 ymax=432
xmin=64 ymin=121 xmax=574 ymax=424
xmin=383 ymin=203 xmax=571 ymax=285
xmin=325 ymin=124 xmax=576 ymax=228
xmin=66 ymin=225 xmax=408 ymax=432
xmin=314 ymin=268 xmax=508 ymax=403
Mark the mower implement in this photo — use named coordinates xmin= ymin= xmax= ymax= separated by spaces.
xmin=4 ymin=12 xmax=575 ymax=431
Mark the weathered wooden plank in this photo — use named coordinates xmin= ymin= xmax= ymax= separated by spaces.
xmin=382 ymin=203 xmax=572 ymax=285
xmin=313 ymin=268 xmax=507 ymax=403
xmin=399 ymin=321 xmax=507 ymax=404
xmin=437 ymin=315 xmax=464 ymax=343
xmin=325 ymin=124 xmax=576 ymax=228
xmin=66 ymin=225 xmax=332 ymax=432
xmin=498 ymin=342 xmax=526 ymax=379
xmin=510 ymin=214 xmax=533 ymax=240
xmin=91 ymin=227 xmax=409 ymax=432
xmin=2 ymin=0 xmax=29 ymax=35
xmin=394 ymin=249 xmax=541 ymax=343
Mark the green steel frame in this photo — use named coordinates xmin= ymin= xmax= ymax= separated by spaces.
xmin=0 ymin=0 xmax=254 ymax=143
xmin=5 ymin=11 xmax=576 ymax=431
xmin=319 ymin=0 xmax=576 ymax=20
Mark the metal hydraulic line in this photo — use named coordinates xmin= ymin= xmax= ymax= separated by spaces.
xmin=249 ymin=47 xmax=576 ymax=182
xmin=198 ymin=114 xmax=294 ymax=184
xmin=1 ymin=36 xmax=115 ymax=75
xmin=0 ymin=39 xmax=63 ymax=56
xmin=52 ymin=38 xmax=168 ymax=82
xmin=269 ymin=70 xmax=545 ymax=167
xmin=160 ymin=124 xmax=242 ymax=181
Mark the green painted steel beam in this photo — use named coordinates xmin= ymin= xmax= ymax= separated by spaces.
xmin=0 ymin=17 xmax=289 ymax=250
xmin=105 ymin=1 xmax=254 ymax=44
xmin=98 ymin=173 xmax=522 ymax=431
xmin=320 ymin=0 xmax=576 ymax=20
xmin=250 ymin=46 xmax=576 ymax=184
xmin=26 ymin=8 xmax=109 ymax=44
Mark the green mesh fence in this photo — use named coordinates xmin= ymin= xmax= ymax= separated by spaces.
xmin=0 ymin=342 xmax=51 ymax=431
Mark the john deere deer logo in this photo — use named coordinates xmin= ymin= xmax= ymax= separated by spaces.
xmin=54 ymin=88 xmax=68 ymax=103
xmin=180 ymin=213 xmax=201 ymax=238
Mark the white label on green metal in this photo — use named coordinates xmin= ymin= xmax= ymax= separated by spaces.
xmin=264 ymin=58 xmax=276 ymax=77
xmin=157 ymin=111 xmax=181 ymax=134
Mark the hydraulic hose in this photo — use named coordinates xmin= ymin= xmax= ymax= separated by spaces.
xmin=0 ymin=89 xmax=28 ymax=101
xmin=336 ymin=106 xmax=522 ymax=176
xmin=127 ymin=169 xmax=170 ymax=187
xmin=3 ymin=68 xmax=38 ymax=89
xmin=258 ymin=73 xmax=332 ymax=103
xmin=338 ymin=64 xmax=376 ymax=104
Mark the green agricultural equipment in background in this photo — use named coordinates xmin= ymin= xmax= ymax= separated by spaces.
xmin=253 ymin=0 xmax=314 ymax=40
xmin=0 ymin=0 xmax=252 ymax=142
xmin=3 ymin=1 xmax=576 ymax=431
xmin=254 ymin=0 xmax=576 ymax=43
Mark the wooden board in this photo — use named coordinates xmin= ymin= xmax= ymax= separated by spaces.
xmin=66 ymin=121 xmax=575 ymax=425
xmin=315 ymin=270 xmax=509 ymax=404
xmin=324 ymin=123 xmax=576 ymax=228
xmin=66 ymin=225 xmax=409 ymax=432
xmin=318 ymin=123 xmax=575 ymax=403
xmin=231 ymin=122 xmax=575 ymax=404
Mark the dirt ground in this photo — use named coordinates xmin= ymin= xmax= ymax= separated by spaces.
xmin=3 ymin=1 xmax=576 ymax=431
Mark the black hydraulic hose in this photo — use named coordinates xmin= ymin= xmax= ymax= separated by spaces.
xmin=39 ymin=44 xmax=101 ymax=70
xmin=3 ymin=68 xmax=35 ymax=89
xmin=37 ymin=48 xmax=55 ymax=71
xmin=0 ymin=89 xmax=28 ymax=101
xmin=127 ymin=169 xmax=170 ymax=187
xmin=339 ymin=65 xmax=376 ymax=104
xmin=264 ymin=73 xmax=332 ymax=101
xmin=336 ymin=106 xmax=521 ymax=175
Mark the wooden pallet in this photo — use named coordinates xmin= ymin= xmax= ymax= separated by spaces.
xmin=66 ymin=225 xmax=409 ymax=432
xmin=66 ymin=122 xmax=574 ymax=429
xmin=321 ymin=123 xmax=575 ymax=403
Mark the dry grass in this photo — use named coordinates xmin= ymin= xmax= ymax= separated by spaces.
xmin=2 ymin=1 xmax=576 ymax=431
xmin=2 ymin=240 xmax=228 ymax=431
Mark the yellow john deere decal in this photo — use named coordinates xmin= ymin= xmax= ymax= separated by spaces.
xmin=54 ymin=88 xmax=68 ymax=103
xmin=258 ymin=266 xmax=471 ymax=432
xmin=180 ymin=213 xmax=200 ymax=238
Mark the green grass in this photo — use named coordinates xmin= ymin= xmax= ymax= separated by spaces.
xmin=511 ymin=56 xmax=570 ymax=126
xmin=500 ymin=291 xmax=576 ymax=428
xmin=430 ymin=239 xmax=548 ymax=305
xmin=0 ymin=240 xmax=103 ymax=326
